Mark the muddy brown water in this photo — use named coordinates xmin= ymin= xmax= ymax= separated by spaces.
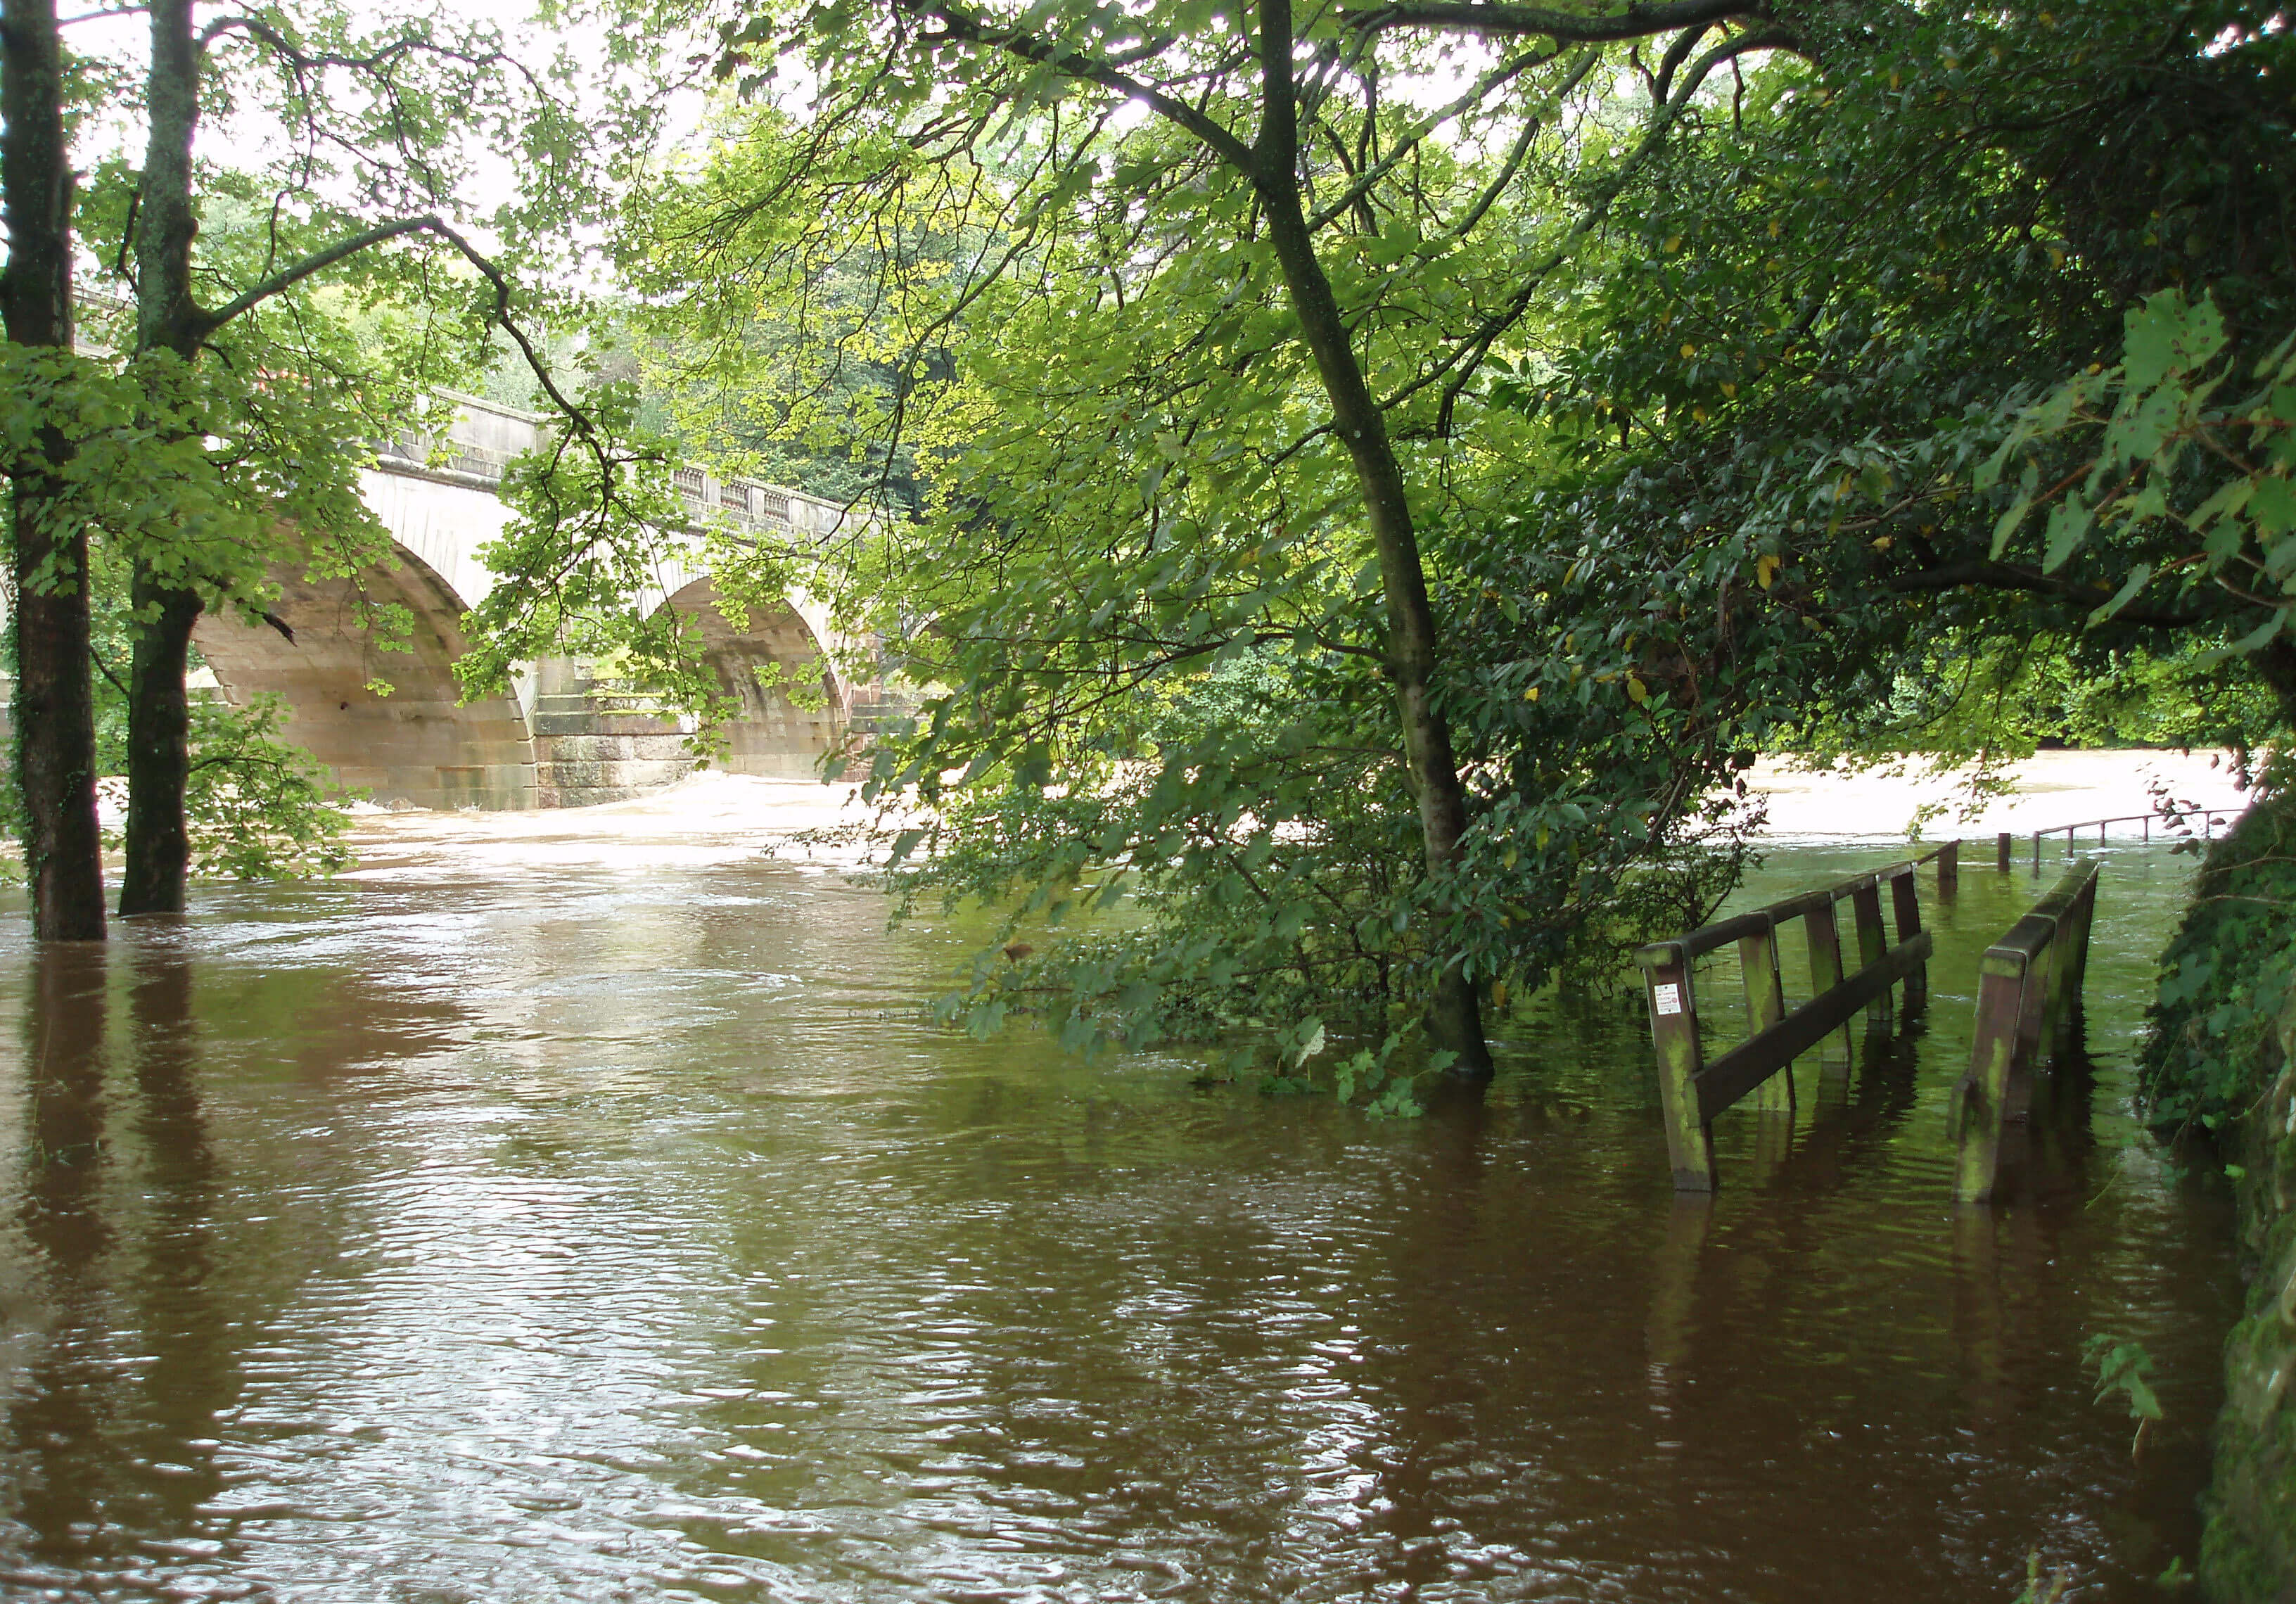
xmin=0 ymin=839 xmax=2243 ymax=1601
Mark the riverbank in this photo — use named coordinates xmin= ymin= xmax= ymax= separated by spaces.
xmin=2140 ymin=795 xmax=2296 ymax=1598
xmin=339 ymin=748 xmax=2251 ymax=870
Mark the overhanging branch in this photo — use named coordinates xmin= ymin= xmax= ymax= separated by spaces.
xmin=903 ymin=0 xmax=1258 ymax=173
xmin=197 ymin=215 xmax=439 ymax=331
xmin=200 ymin=212 xmax=599 ymax=440
xmin=1886 ymin=559 xmax=2202 ymax=629
xmin=1341 ymin=0 xmax=1768 ymax=43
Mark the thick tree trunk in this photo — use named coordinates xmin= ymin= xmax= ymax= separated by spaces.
xmin=1249 ymin=0 xmax=1490 ymax=1076
xmin=3 ymin=0 xmax=107 ymax=941
xmin=117 ymin=585 xmax=202 ymax=917
xmin=120 ymin=0 xmax=210 ymax=916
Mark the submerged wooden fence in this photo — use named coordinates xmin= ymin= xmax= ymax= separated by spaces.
xmin=2020 ymin=806 xmax=2243 ymax=871
xmin=1632 ymin=840 xmax=2117 ymax=1199
xmin=1951 ymin=858 xmax=2101 ymax=1204
xmin=1633 ymin=858 xmax=1940 ymax=1193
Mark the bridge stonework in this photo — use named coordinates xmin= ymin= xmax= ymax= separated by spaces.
xmin=176 ymin=393 xmax=871 ymax=811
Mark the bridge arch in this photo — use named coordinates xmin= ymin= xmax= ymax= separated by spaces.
xmin=657 ymin=575 xmax=849 ymax=779
xmin=193 ymin=543 xmax=537 ymax=810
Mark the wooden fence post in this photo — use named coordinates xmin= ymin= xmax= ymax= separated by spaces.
xmin=1851 ymin=877 xmax=1892 ymax=1027
xmin=1956 ymin=950 xmax=2030 ymax=1204
xmin=1638 ymin=943 xmax=1714 ymax=1192
xmin=1889 ymin=867 xmax=1927 ymax=1016
xmin=2038 ymin=862 xmax=2099 ymax=1051
xmin=1937 ymin=839 xmax=1959 ymax=892
xmin=1739 ymin=917 xmax=1792 ymax=1115
xmin=1803 ymin=897 xmax=1853 ymax=1069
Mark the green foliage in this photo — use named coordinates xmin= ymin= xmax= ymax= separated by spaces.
xmin=2142 ymin=781 xmax=2296 ymax=1132
xmin=0 ymin=689 xmax=351 ymax=887
xmin=1982 ymin=291 xmax=2296 ymax=663
xmin=2084 ymin=1332 xmax=2166 ymax=1441
xmin=457 ymin=381 xmax=710 ymax=702
xmin=828 ymin=602 xmax=1756 ymax=1100
xmin=628 ymin=0 xmax=2296 ymax=1088
xmin=174 ymin=696 xmax=355 ymax=881
xmin=1495 ymin=0 xmax=2296 ymax=781
xmin=858 ymin=644 xmax=1465 ymax=1090
xmin=2011 ymin=1551 xmax=2073 ymax=1604
xmin=638 ymin=0 xmax=1827 ymax=1073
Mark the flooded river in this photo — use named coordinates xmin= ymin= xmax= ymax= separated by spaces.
xmin=0 ymin=837 xmax=2241 ymax=1601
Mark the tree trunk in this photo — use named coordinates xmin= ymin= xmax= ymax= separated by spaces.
xmin=3 ymin=0 xmax=107 ymax=941
xmin=117 ymin=585 xmax=202 ymax=917
xmin=1249 ymin=0 xmax=1490 ymax=1076
xmin=120 ymin=0 xmax=210 ymax=917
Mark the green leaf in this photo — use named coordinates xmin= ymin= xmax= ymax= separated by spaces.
xmin=2086 ymin=564 xmax=2153 ymax=627
xmin=2123 ymin=290 xmax=2226 ymax=391
xmin=2041 ymin=498 xmax=2093 ymax=573
xmin=2254 ymin=476 xmax=2296 ymax=539
xmin=1990 ymin=492 xmax=2034 ymax=558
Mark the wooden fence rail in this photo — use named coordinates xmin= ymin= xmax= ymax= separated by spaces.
xmin=2023 ymin=806 xmax=2243 ymax=872
xmin=1634 ymin=855 xmax=1943 ymax=1192
xmin=1952 ymin=857 xmax=2101 ymax=1204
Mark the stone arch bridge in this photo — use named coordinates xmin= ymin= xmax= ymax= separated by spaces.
xmin=186 ymin=395 xmax=876 ymax=810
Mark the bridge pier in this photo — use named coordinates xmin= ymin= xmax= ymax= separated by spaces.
xmin=527 ymin=659 xmax=699 ymax=808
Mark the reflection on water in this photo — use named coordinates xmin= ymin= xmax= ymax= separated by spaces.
xmin=0 ymin=843 xmax=2241 ymax=1600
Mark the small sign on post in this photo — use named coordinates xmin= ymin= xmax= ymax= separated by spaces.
xmin=1635 ymin=946 xmax=1714 ymax=1193
xmin=1635 ymin=865 xmax=1934 ymax=1194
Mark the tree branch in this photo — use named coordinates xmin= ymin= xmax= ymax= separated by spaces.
xmin=1652 ymin=17 xmax=1712 ymax=101
xmin=904 ymin=0 xmax=1259 ymax=173
xmin=1304 ymin=42 xmax=1571 ymax=232
xmin=196 ymin=215 xmax=440 ymax=331
xmin=1341 ymin=0 xmax=1768 ymax=43
xmin=58 ymin=2 xmax=146 ymax=23
xmin=1884 ymin=559 xmax=2202 ymax=628
xmin=1385 ymin=25 xmax=1795 ymax=423
xmin=201 ymin=213 xmax=599 ymax=447
xmin=1438 ymin=48 xmax=1597 ymax=245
